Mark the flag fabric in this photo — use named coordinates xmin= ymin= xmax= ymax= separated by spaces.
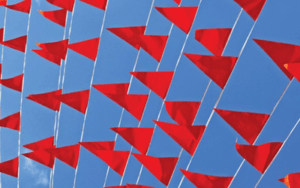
xmin=23 ymin=136 xmax=55 ymax=151
xmin=279 ymin=172 xmax=300 ymax=188
xmin=46 ymin=0 xmax=75 ymax=12
xmin=46 ymin=144 xmax=80 ymax=168
xmin=39 ymin=9 xmax=67 ymax=27
xmin=0 ymin=112 xmax=20 ymax=131
xmin=68 ymin=38 xmax=100 ymax=60
xmin=0 ymin=157 xmax=19 ymax=177
xmin=80 ymin=0 xmax=108 ymax=10
xmin=32 ymin=49 xmax=62 ymax=66
xmin=1 ymin=74 xmax=23 ymax=92
xmin=57 ymin=89 xmax=90 ymax=114
xmin=234 ymin=0 xmax=267 ymax=21
xmin=2 ymin=35 xmax=27 ymax=52
xmin=36 ymin=39 xmax=68 ymax=60
xmin=27 ymin=89 xmax=62 ymax=111
xmin=284 ymin=63 xmax=300 ymax=82
xmin=6 ymin=0 xmax=31 ymax=13
xmin=80 ymin=141 xmax=115 ymax=156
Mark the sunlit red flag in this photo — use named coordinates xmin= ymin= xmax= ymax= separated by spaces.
xmin=284 ymin=63 xmax=300 ymax=82
xmin=68 ymin=38 xmax=100 ymax=60
xmin=57 ymin=89 xmax=90 ymax=114
xmin=27 ymin=89 xmax=62 ymax=111
xmin=23 ymin=136 xmax=55 ymax=151
xmin=46 ymin=144 xmax=80 ymax=168
xmin=234 ymin=0 xmax=267 ymax=21
xmin=0 ymin=157 xmax=18 ymax=177
xmin=47 ymin=0 xmax=75 ymax=12
xmin=39 ymin=9 xmax=67 ymax=27
xmin=173 ymin=0 xmax=181 ymax=5
xmin=36 ymin=39 xmax=68 ymax=60
xmin=80 ymin=141 xmax=115 ymax=156
xmin=139 ymin=35 xmax=168 ymax=62
xmin=1 ymin=74 xmax=23 ymax=92
xmin=6 ymin=0 xmax=31 ymax=14
xmin=2 ymin=35 xmax=27 ymax=52
xmin=32 ymin=49 xmax=62 ymax=66
xmin=80 ymin=0 xmax=107 ymax=10
xmin=279 ymin=172 xmax=300 ymax=188
xmin=0 ymin=0 xmax=6 ymax=6
xmin=0 ymin=112 xmax=20 ymax=131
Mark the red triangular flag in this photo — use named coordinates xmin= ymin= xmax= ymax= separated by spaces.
xmin=46 ymin=0 xmax=75 ymax=12
xmin=127 ymin=184 xmax=154 ymax=188
xmin=164 ymin=101 xmax=201 ymax=126
xmin=236 ymin=142 xmax=282 ymax=173
xmin=36 ymin=39 xmax=68 ymax=60
xmin=132 ymin=153 xmax=178 ymax=186
xmin=0 ymin=0 xmax=6 ymax=6
xmin=284 ymin=63 xmax=300 ymax=82
xmin=155 ymin=7 xmax=198 ymax=34
xmin=2 ymin=35 xmax=27 ymax=52
xmin=1 ymin=74 xmax=23 ymax=92
xmin=279 ymin=172 xmax=300 ymax=188
xmin=23 ymin=150 xmax=55 ymax=168
xmin=130 ymin=71 xmax=173 ymax=99
xmin=0 ymin=112 xmax=20 ymax=131
xmin=180 ymin=169 xmax=233 ymax=188
xmin=23 ymin=136 xmax=55 ymax=151
xmin=154 ymin=121 xmax=205 ymax=156
xmin=111 ymin=127 xmax=154 ymax=155
xmin=32 ymin=49 xmax=62 ymax=66
xmin=214 ymin=109 xmax=269 ymax=145
xmin=104 ymin=186 xmax=126 ymax=188
xmin=173 ymin=0 xmax=181 ymax=5
xmin=139 ymin=35 xmax=168 ymax=62
xmin=195 ymin=28 xmax=232 ymax=56
xmin=46 ymin=144 xmax=80 ymax=168
xmin=80 ymin=0 xmax=107 ymax=10
xmin=0 ymin=157 xmax=18 ymax=177
xmin=6 ymin=0 xmax=31 ymax=13
xmin=185 ymin=53 xmax=237 ymax=89
xmin=57 ymin=90 xmax=90 ymax=114
xmin=39 ymin=9 xmax=67 ymax=27
xmin=80 ymin=141 xmax=115 ymax=156
xmin=27 ymin=89 xmax=62 ymax=111
xmin=68 ymin=38 xmax=100 ymax=61
xmin=0 ymin=28 xmax=4 ymax=42
xmin=234 ymin=0 xmax=266 ymax=21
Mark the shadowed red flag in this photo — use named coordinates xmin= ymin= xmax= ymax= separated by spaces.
xmin=32 ymin=49 xmax=62 ymax=66
xmin=139 ymin=35 xmax=168 ymax=62
xmin=6 ymin=0 xmax=31 ymax=13
xmin=234 ymin=0 xmax=267 ymax=21
xmin=46 ymin=144 xmax=80 ymax=168
xmin=1 ymin=74 xmax=23 ymax=92
xmin=80 ymin=141 xmax=115 ymax=156
xmin=0 ymin=157 xmax=18 ymax=177
xmin=0 ymin=112 xmax=20 ymax=131
xmin=27 ymin=89 xmax=62 ymax=111
xmin=57 ymin=90 xmax=90 ymax=114
xmin=39 ymin=9 xmax=67 ymax=27
xmin=36 ymin=39 xmax=68 ymax=60
xmin=2 ymin=35 xmax=27 ymax=52
xmin=80 ymin=0 xmax=107 ymax=10
xmin=47 ymin=0 xmax=75 ymax=12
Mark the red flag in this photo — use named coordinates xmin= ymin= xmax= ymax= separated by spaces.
xmin=80 ymin=0 xmax=107 ymax=10
xmin=155 ymin=7 xmax=198 ymax=34
xmin=234 ymin=0 xmax=266 ymax=21
xmin=214 ymin=109 xmax=269 ymax=145
xmin=46 ymin=0 xmax=75 ymax=12
xmin=23 ymin=136 xmax=55 ymax=151
xmin=173 ymin=0 xmax=181 ymax=5
xmin=195 ymin=28 xmax=232 ymax=56
xmin=180 ymin=169 xmax=233 ymax=188
xmin=139 ymin=35 xmax=168 ymax=62
xmin=185 ymin=53 xmax=237 ymax=89
xmin=0 ymin=112 xmax=20 ymax=131
xmin=1 ymin=74 xmax=23 ymax=92
xmin=68 ymin=38 xmax=100 ymax=61
xmin=39 ymin=9 xmax=67 ymax=27
xmin=253 ymin=39 xmax=300 ymax=80
xmin=127 ymin=184 xmax=154 ymax=188
xmin=46 ymin=144 xmax=80 ymax=168
xmin=36 ymin=39 xmax=68 ymax=60
xmin=0 ymin=157 xmax=18 ymax=177
xmin=0 ymin=28 xmax=3 ymax=42
xmin=27 ymin=89 xmax=62 ymax=111
xmin=2 ymin=35 xmax=27 ymax=52
xmin=80 ymin=141 xmax=115 ymax=156
xmin=32 ymin=49 xmax=62 ymax=66
xmin=130 ymin=71 xmax=173 ymax=99
xmin=164 ymin=101 xmax=200 ymax=126
xmin=132 ymin=154 xmax=178 ymax=186
xmin=57 ymin=90 xmax=90 ymax=114
xmin=0 ymin=0 xmax=6 ymax=6
xmin=23 ymin=150 xmax=55 ymax=168
xmin=236 ymin=142 xmax=282 ymax=173
xmin=104 ymin=186 xmax=126 ymax=188
xmin=111 ymin=127 xmax=154 ymax=155
xmin=284 ymin=63 xmax=300 ymax=82
xmin=154 ymin=121 xmax=205 ymax=156
xmin=279 ymin=172 xmax=300 ymax=188
xmin=6 ymin=0 xmax=31 ymax=13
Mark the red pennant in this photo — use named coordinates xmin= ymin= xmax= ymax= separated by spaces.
xmin=0 ymin=0 xmax=6 ymax=6
xmin=27 ymin=89 xmax=62 ymax=111
xmin=132 ymin=153 xmax=178 ymax=186
xmin=23 ymin=136 xmax=55 ymax=151
xmin=39 ymin=9 xmax=67 ymax=27
xmin=2 ymin=35 xmax=27 ymax=52
xmin=234 ymin=0 xmax=266 ymax=21
xmin=111 ymin=127 xmax=154 ymax=155
xmin=46 ymin=144 xmax=80 ymax=168
xmin=1 ymin=74 xmax=23 ymax=92
xmin=180 ymin=169 xmax=233 ymax=188
xmin=23 ymin=150 xmax=55 ymax=168
xmin=236 ymin=142 xmax=282 ymax=173
xmin=130 ymin=71 xmax=173 ymax=99
xmin=185 ymin=53 xmax=237 ymax=89
xmin=57 ymin=90 xmax=90 ymax=114
xmin=173 ymin=0 xmax=181 ymax=5
xmin=139 ymin=35 xmax=168 ymax=62
xmin=0 ymin=157 xmax=18 ymax=177
xmin=80 ymin=141 xmax=115 ymax=156
xmin=68 ymin=38 xmax=100 ymax=61
xmin=104 ymin=186 xmax=126 ymax=188
xmin=154 ymin=121 xmax=205 ymax=156
xmin=0 ymin=28 xmax=3 ymax=42
xmin=46 ymin=0 xmax=75 ymax=12
xmin=32 ymin=49 xmax=62 ymax=66
xmin=36 ymin=39 xmax=68 ymax=60
xmin=0 ymin=112 xmax=20 ymax=131
xmin=127 ymin=185 xmax=154 ymax=188
xmin=195 ymin=28 xmax=232 ymax=56
xmin=214 ymin=109 xmax=269 ymax=145
xmin=80 ymin=0 xmax=107 ymax=10
xmin=285 ymin=63 xmax=300 ymax=82
xmin=279 ymin=172 xmax=300 ymax=188
xmin=164 ymin=101 xmax=201 ymax=126
xmin=155 ymin=7 xmax=198 ymax=34
xmin=6 ymin=0 xmax=31 ymax=13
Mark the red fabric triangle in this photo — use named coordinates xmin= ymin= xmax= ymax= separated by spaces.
xmin=27 ymin=89 xmax=62 ymax=111
xmin=46 ymin=144 xmax=80 ymax=168
xmin=278 ymin=172 xmax=300 ymax=188
xmin=57 ymin=90 xmax=90 ymax=114
xmin=46 ymin=0 xmax=75 ymax=12
xmin=68 ymin=38 xmax=100 ymax=61
xmin=0 ymin=0 xmax=6 ymax=6
xmin=23 ymin=136 xmax=55 ymax=151
xmin=195 ymin=28 xmax=232 ymax=56
xmin=6 ymin=0 xmax=31 ymax=13
xmin=173 ymin=0 xmax=181 ymax=5
xmin=214 ymin=109 xmax=269 ymax=145
xmin=130 ymin=71 xmax=173 ymax=99
xmin=39 ymin=9 xmax=67 ymax=27
xmin=0 ymin=157 xmax=18 ymax=177
xmin=234 ymin=0 xmax=266 ymax=21
xmin=0 ymin=28 xmax=3 ymax=42
xmin=185 ymin=53 xmax=237 ymax=89
xmin=36 ymin=39 xmax=68 ymax=60
xmin=139 ymin=35 xmax=168 ymax=62
xmin=236 ymin=142 xmax=282 ymax=173
xmin=80 ymin=0 xmax=107 ymax=10
xmin=2 ymin=35 xmax=27 ymax=52
xmin=155 ymin=7 xmax=198 ymax=34
xmin=111 ymin=127 xmax=154 ymax=155
xmin=32 ymin=49 xmax=62 ymax=66
xmin=253 ymin=39 xmax=300 ymax=80
xmin=80 ymin=141 xmax=115 ymax=156
xmin=1 ymin=74 xmax=23 ymax=92
xmin=164 ymin=101 xmax=201 ymax=126
xmin=180 ymin=169 xmax=233 ymax=188
xmin=154 ymin=121 xmax=205 ymax=156
xmin=132 ymin=153 xmax=178 ymax=186
xmin=104 ymin=186 xmax=126 ymax=188
xmin=0 ymin=112 xmax=20 ymax=131
xmin=23 ymin=150 xmax=55 ymax=168
xmin=285 ymin=63 xmax=300 ymax=82
xmin=127 ymin=184 xmax=154 ymax=188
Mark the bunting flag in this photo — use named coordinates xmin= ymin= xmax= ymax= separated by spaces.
xmin=36 ymin=39 xmax=69 ymax=60
xmin=57 ymin=89 xmax=90 ymax=114
xmin=195 ymin=28 xmax=232 ymax=56
xmin=26 ymin=89 xmax=62 ymax=111
xmin=0 ymin=157 xmax=18 ymax=177
xmin=0 ymin=28 xmax=3 ymax=42
xmin=180 ymin=169 xmax=233 ymax=188
xmin=235 ymin=142 xmax=282 ymax=173
xmin=6 ymin=0 xmax=31 ymax=14
xmin=279 ymin=172 xmax=300 ymax=188
xmin=173 ymin=0 xmax=181 ymax=5
xmin=0 ymin=112 xmax=20 ymax=131
xmin=164 ymin=101 xmax=201 ymax=126
xmin=1 ymin=74 xmax=23 ymax=92
xmin=39 ymin=9 xmax=67 ymax=27
xmin=46 ymin=144 xmax=80 ymax=168
xmin=132 ymin=154 xmax=178 ymax=186
xmin=127 ymin=184 xmax=154 ymax=188
xmin=234 ymin=0 xmax=267 ymax=21
xmin=185 ymin=53 xmax=237 ymax=89
xmin=23 ymin=136 xmax=55 ymax=151
xmin=46 ymin=0 xmax=75 ymax=12
xmin=2 ymin=35 xmax=27 ymax=52
xmin=0 ymin=0 xmax=6 ymax=6
xmin=139 ymin=34 xmax=168 ymax=62
xmin=130 ymin=71 xmax=174 ymax=99
xmin=104 ymin=186 xmax=126 ymax=188
xmin=93 ymin=83 xmax=148 ymax=120
xmin=155 ymin=7 xmax=198 ymax=34
xmin=80 ymin=0 xmax=107 ymax=10
xmin=32 ymin=49 xmax=62 ymax=66
xmin=284 ymin=63 xmax=300 ymax=82
xmin=154 ymin=121 xmax=205 ymax=156
xmin=68 ymin=38 xmax=100 ymax=61
xmin=80 ymin=141 xmax=115 ymax=156
xmin=214 ymin=109 xmax=270 ymax=145
xmin=253 ymin=39 xmax=300 ymax=79
xmin=111 ymin=127 xmax=154 ymax=155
